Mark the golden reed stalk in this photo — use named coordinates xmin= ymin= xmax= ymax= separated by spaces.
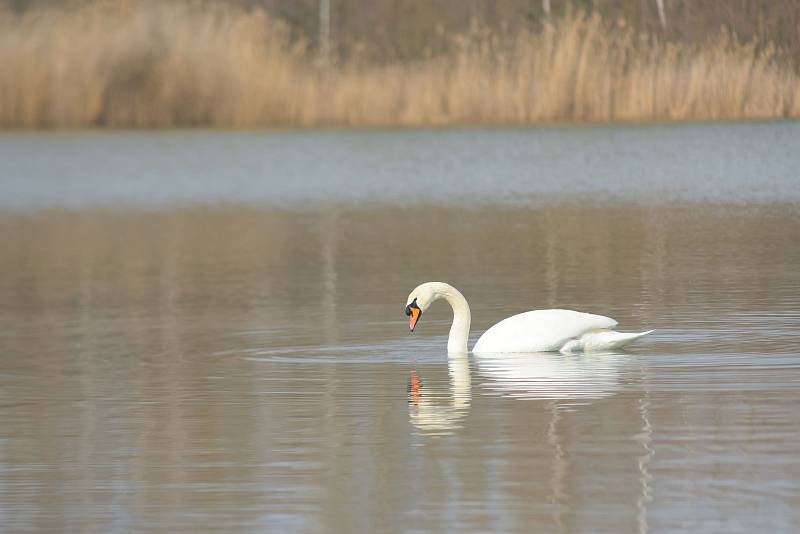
xmin=1 ymin=1 xmax=798 ymax=128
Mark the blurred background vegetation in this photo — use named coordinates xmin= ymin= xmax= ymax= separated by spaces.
xmin=254 ymin=0 xmax=800 ymax=63
xmin=1 ymin=0 xmax=799 ymax=127
xmin=8 ymin=0 xmax=799 ymax=62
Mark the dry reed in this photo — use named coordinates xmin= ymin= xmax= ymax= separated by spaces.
xmin=1 ymin=1 xmax=799 ymax=128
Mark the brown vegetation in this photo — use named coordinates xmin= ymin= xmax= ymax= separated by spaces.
xmin=255 ymin=0 xmax=800 ymax=64
xmin=1 ymin=1 xmax=799 ymax=128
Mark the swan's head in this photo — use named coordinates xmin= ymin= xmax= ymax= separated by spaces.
xmin=405 ymin=282 xmax=438 ymax=332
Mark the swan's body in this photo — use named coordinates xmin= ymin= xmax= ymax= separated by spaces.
xmin=405 ymin=282 xmax=652 ymax=354
xmin=473 ymin=309 xmax=650 ymax=353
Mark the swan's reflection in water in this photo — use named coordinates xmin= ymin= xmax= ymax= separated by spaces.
xmin=408 ymin=352 xmax=629 ymax=434
xmin=406 ymin=351 xmax=652 ymax=530
xmin=407 ymin=355 xmax=471 ymax=436
xmin=475 ymin=351 xmax=628 ymax=402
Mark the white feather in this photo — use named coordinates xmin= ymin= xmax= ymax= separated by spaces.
xmin=472 ymin=309 xmax=618 ymax=353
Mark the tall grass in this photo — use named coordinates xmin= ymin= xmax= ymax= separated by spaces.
xmin=1 ymin=1 xmax=798 ymax=128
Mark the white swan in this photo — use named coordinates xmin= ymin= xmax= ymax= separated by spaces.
xmin=404 ymin=282 xmax=652 ymax=354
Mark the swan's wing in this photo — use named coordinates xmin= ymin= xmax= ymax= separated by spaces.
xmin=472 ymin=309 xmax=617 ymax=353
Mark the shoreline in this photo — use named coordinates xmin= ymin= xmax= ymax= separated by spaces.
xmin=0 ymin=116 xmax=797 ymax=134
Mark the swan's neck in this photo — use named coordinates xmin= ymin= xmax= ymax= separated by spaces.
xmin=437 ymin=285 xmax=471 ymax=354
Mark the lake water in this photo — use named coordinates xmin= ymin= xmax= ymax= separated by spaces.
xmin=1 ymin=123 xmax=799 ymax=532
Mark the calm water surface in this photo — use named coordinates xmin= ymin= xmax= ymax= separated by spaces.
xmin=1 ymin=123 xmax=799 ymax=532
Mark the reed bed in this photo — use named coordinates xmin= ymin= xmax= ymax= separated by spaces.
xmin=1 ymin=1 xmax=798 ymax=128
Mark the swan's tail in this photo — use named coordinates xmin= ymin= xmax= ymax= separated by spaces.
xmin=562 ymin=330 xmax=654 ymax=353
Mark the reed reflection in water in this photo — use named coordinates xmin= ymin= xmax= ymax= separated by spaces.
xmin=1 ymin=203 xmax=799 ymax=532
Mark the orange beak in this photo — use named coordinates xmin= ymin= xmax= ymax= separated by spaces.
xmin=408 ymin=306 xmax=421 ymax=332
